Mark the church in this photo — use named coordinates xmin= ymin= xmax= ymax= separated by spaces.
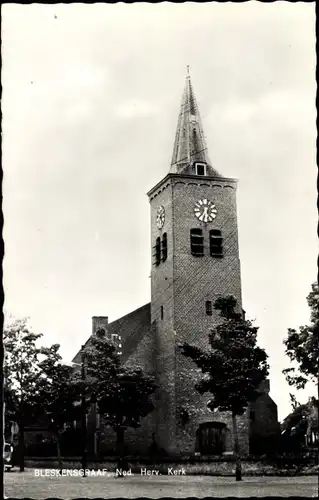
xmin=73 ymin=71 xmax=279 ymax=457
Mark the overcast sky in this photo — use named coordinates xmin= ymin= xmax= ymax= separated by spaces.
xmin=2 ymin=2 xmax=316 ymax=421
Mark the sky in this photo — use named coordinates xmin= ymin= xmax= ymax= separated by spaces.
xmin=2 ymin=2 xmax=317 ymax=421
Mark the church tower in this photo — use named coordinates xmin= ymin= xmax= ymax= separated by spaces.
xmin=147 ymin=70 xmax=244 ymax=455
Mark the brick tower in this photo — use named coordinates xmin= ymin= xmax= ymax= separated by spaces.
xmin=147 ymin=69 xmax=244 ymax=455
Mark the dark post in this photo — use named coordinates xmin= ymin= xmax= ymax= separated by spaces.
xmin=81 ymin=345 xmax=87 ymax=476
xmin=232 ymin=412 xmax=242 ymax=482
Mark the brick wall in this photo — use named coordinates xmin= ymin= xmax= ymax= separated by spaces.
xmin=149 ymin=173 xmax=246 ymax=455
xmin=249 ymin=393 xmax=280 ymax=454
xmin=123 ymin=321 xmax=157 ymax=452
xmin=149 ymin=181 xmax=178 ymax=453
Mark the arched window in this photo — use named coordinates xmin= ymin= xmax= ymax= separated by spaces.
xmin=155 ymin=237 xmax=161 ymax=266
xmin=190 ymin=228 xmax=204 ymax=256
xmin=209 ymin=229 xmax=223 ymax=257
xmin=162 ymin=233 xmax=167 ymax=262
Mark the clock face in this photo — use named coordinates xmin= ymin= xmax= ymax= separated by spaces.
xmin=156 ymin=206 xmax=165 ymax=229
xmin=194 ymin=199 xmax=217 ymax=223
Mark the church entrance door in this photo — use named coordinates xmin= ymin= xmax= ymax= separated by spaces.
xmin=197 ymin=422 xmax=227 ymax=455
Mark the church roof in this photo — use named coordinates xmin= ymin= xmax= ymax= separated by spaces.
xmin=72 ymin=303 xmax=151 ymax=366
xmin=106 ymin=303 xmax=151 ymax=364
xmin=170 ymin=68 xmax=221 ymax=177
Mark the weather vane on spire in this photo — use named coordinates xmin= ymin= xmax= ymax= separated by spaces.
xmin=186 ymin=65 xmax=190 ymax=76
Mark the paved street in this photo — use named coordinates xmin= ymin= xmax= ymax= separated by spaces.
xmin=4 ymin=469 xmax=318 ymax=498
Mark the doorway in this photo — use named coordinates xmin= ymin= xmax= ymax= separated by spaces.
xmin=197 ymin=422 xmax=227 ymax=455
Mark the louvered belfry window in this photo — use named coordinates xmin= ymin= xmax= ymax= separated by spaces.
xmin=209 ymin=229 xmax=223 ymax=257
xmin=154 ymin=234 xmax=168 ymax=266
xmin=155 ymin=237 xmax=161 ymax=266
xmin=162 ymin=233 xmax=167 ymax=262
xmin=190 ymin=228 xmax=204 ymax=256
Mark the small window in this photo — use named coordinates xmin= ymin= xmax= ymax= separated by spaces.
xmin=195 ymin=162 xmax=206 ymax=176
xmin=155 ymin=237 xmax=161 ymax=266
xmin=162 ymin=233 xmax=167 ymax=262
xmin=160 ymin=306 xmax=164 ymax=319
xmin=209 ymin=229 xmax=223 ymax=257
xmin=190 ymin=228 xmax=204 ymax=256
xmin=206 ymin=301 xmax=212 ymax=316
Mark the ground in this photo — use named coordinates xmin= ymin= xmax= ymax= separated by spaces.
xmin=4 ymin=469 xmax=318 ymax=498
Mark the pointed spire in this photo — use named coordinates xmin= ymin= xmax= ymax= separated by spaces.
xmin=170 ymin=68 xmax=221 ymax=177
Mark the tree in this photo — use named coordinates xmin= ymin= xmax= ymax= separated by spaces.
xmin=283 ymin=282 xmax=319 ymax=390
xmin=84 ymin=335 xmax=157 ymax=460
xmin=281 ymin=397 xmax=309 ymax=451
xmin=32 ymin=344 xmax=85 ymax=469
xmin=281 ymin=396 xmax=318 ymax=453
xmin=179 ymin=296 xmax=269 ymax=481
xmin=4 ymin=317 xmax=44 ymax=471
xmin=4 ymin=317 xmax=84 ymax=470
xmin=98 ymin=367 xmax=157 ymax=458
